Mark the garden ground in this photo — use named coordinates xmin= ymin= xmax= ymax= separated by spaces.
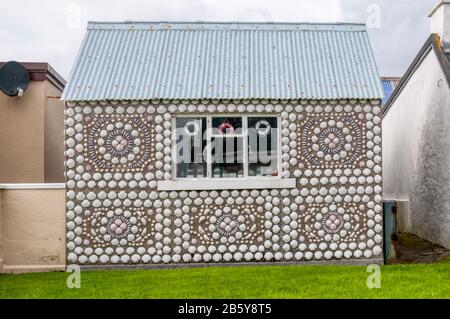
xmin=1 ymin=234 xmax=449 ymax=299
xmin=1 ymin=258 xmax=449 ymax=299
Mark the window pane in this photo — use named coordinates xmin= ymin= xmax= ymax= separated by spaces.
xmin=212 ymin=117 xmax=242 ymax=135
xmin=247 ymin=117 xmax=279 ymax=177
xmin=176 ymin=117 xmax=207 ymax=178
xmin=211 ymin=136 xmax=244 ymax=178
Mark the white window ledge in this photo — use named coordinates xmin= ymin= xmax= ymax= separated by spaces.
xmin=0 ymin=183 xmax=65 ymax=190
xmin=157 ymin=178 xmax=296 ymax=191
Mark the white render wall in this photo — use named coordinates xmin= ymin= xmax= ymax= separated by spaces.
xmin=430 ymin=1 xmax=450 ymax=50
xmin=383 ymin=49 xmax=450 ymax=249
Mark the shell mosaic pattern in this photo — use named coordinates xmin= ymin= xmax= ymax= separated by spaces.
xmin=298 ymin=202 xmax=369 ymax=244
xmin=83 ymin=114 xmax=155 ymax=173
xmin=298 ymin=113 xmax=366 ymax=168
xmin=189 ymin=202 xmax=265 ymax=247
xmin=81 ymin=207 xmax=157 ymax=249
xmin=65 ymin=99 xmax=383 ymax=265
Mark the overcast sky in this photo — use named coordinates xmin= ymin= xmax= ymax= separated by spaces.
xmin=0 ymin=0 xmax=438 ymax=79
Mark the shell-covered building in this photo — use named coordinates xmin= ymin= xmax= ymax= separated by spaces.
xmin=62 ymin=22 xmax=384 ymax=266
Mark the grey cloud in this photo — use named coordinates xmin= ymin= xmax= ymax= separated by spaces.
xmin=0 ymin=0 xmax=439 ymax=79
xmin=340 ymin=0 xmax=437 ymax=76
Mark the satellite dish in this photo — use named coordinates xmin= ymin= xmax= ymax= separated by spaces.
xmin=0 ymin=61 xmax=30 ymax=97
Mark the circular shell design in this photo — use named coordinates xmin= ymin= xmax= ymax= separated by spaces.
xmin=107 ymin=215 xmax=131 ymax=239
xmin=85 ymin=114 xmax=153 ymax=172
xmin=216 ymin=214 xmax=240 ymax=237
xmin=299 ymin=114 xmax=365 ymax=168
xmin=190 ymin=204 xmax=264 ymax=246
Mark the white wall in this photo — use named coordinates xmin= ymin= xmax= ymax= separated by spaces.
xmin=430 ymin=1 xmax=450 ymax=50
xmin=383 ymin=48 xmax=450 ymax=248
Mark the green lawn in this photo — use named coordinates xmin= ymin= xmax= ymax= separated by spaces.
xmin=1 ymin=259 xmax=449 ymax=299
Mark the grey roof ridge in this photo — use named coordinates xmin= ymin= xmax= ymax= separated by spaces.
xmin=87 ymin=20 xmax=366 ymax=26
xmin=85 ymin=21 xmax=368 ymax=31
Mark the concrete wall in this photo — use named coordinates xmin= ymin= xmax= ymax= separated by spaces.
xmin=383 ymin=49 xmax=450 ymax=248
xmin=0 ymin=80 xmax=64 ymax=183
xmin=44 ymin=82 xmax=65 ymax=183
xmin=0 ymin=190 xmax=3 ymax=272
xmin=0 ymin=81 xmax=45 ymax=183
xmin=0 ymin=185 xmax=66 ymax=273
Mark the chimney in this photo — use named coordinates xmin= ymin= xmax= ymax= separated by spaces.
xmin=429 ymin=0 xmax=450 ymax=51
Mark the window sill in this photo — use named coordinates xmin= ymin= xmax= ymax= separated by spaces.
xmin=157 ymin=178 xmax=296 ymax=191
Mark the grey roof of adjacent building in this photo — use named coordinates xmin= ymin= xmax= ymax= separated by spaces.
xmin=381 ymin=77 xmax=401 ymax=106
xmin=382 ymin=34 xmax=450 ymax=118
xmin=62 ymin=21 xmax=384 ymax=102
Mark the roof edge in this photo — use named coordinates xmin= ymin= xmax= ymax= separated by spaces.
xmin=381 ymin=76 xmax=401 ymax=81
xmin=0 ymin=62 xmax=66 ymax=91
xmin=86 ymin=21 xmax=368 ymax=31
xmin=382 ymin=34 xmax=450 ymax=118
xmin=62 ymin=97 xmax=382 ymax=103
xmin=429 ymin=0 xmax=450 ymax=17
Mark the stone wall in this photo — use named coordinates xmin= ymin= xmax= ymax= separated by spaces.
xmin=65 ymin=99 xmax=383 ymax=266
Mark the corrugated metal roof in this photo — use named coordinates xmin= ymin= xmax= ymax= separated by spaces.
xmin=62 ymin=21 xmax=384 ymax=101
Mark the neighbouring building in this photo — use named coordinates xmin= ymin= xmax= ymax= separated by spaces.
xmin=0 ymin=62 xmax=66 ymax=183
xmin=62 ymin=21 xmax=384 ymax=267
xmin=380 ymin=77 xmax=400 ymax=106
xmin=383 ymin=0 xmax=450 ymax=249
xmin=0 ymin=62 xmax=66 ymax=273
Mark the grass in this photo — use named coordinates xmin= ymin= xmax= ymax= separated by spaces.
xmin=1 ymin=260 xmax=449 ymax=299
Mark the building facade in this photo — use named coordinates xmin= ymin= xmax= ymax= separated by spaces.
xmin=0 ymin=62 xmax=66 ymax=183
xmin=383 ymin=1 xmax=450 ymax=249
xmin=380 ymin=77 xmax=400 ymax=106
xmin=0 ymin=62 xmax=66 ymax=273
xmin=63 ymin=22 xmax=384 ymax=266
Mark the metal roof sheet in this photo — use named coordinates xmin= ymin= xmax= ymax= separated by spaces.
xmin=62 ymin=21 xmax=384 ymax=101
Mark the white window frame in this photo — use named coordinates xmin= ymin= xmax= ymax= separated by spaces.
xmin=157 ymin=113 xmax=296 ymax=191
xmin=171 ymin=114 xmax=282 ymax=181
